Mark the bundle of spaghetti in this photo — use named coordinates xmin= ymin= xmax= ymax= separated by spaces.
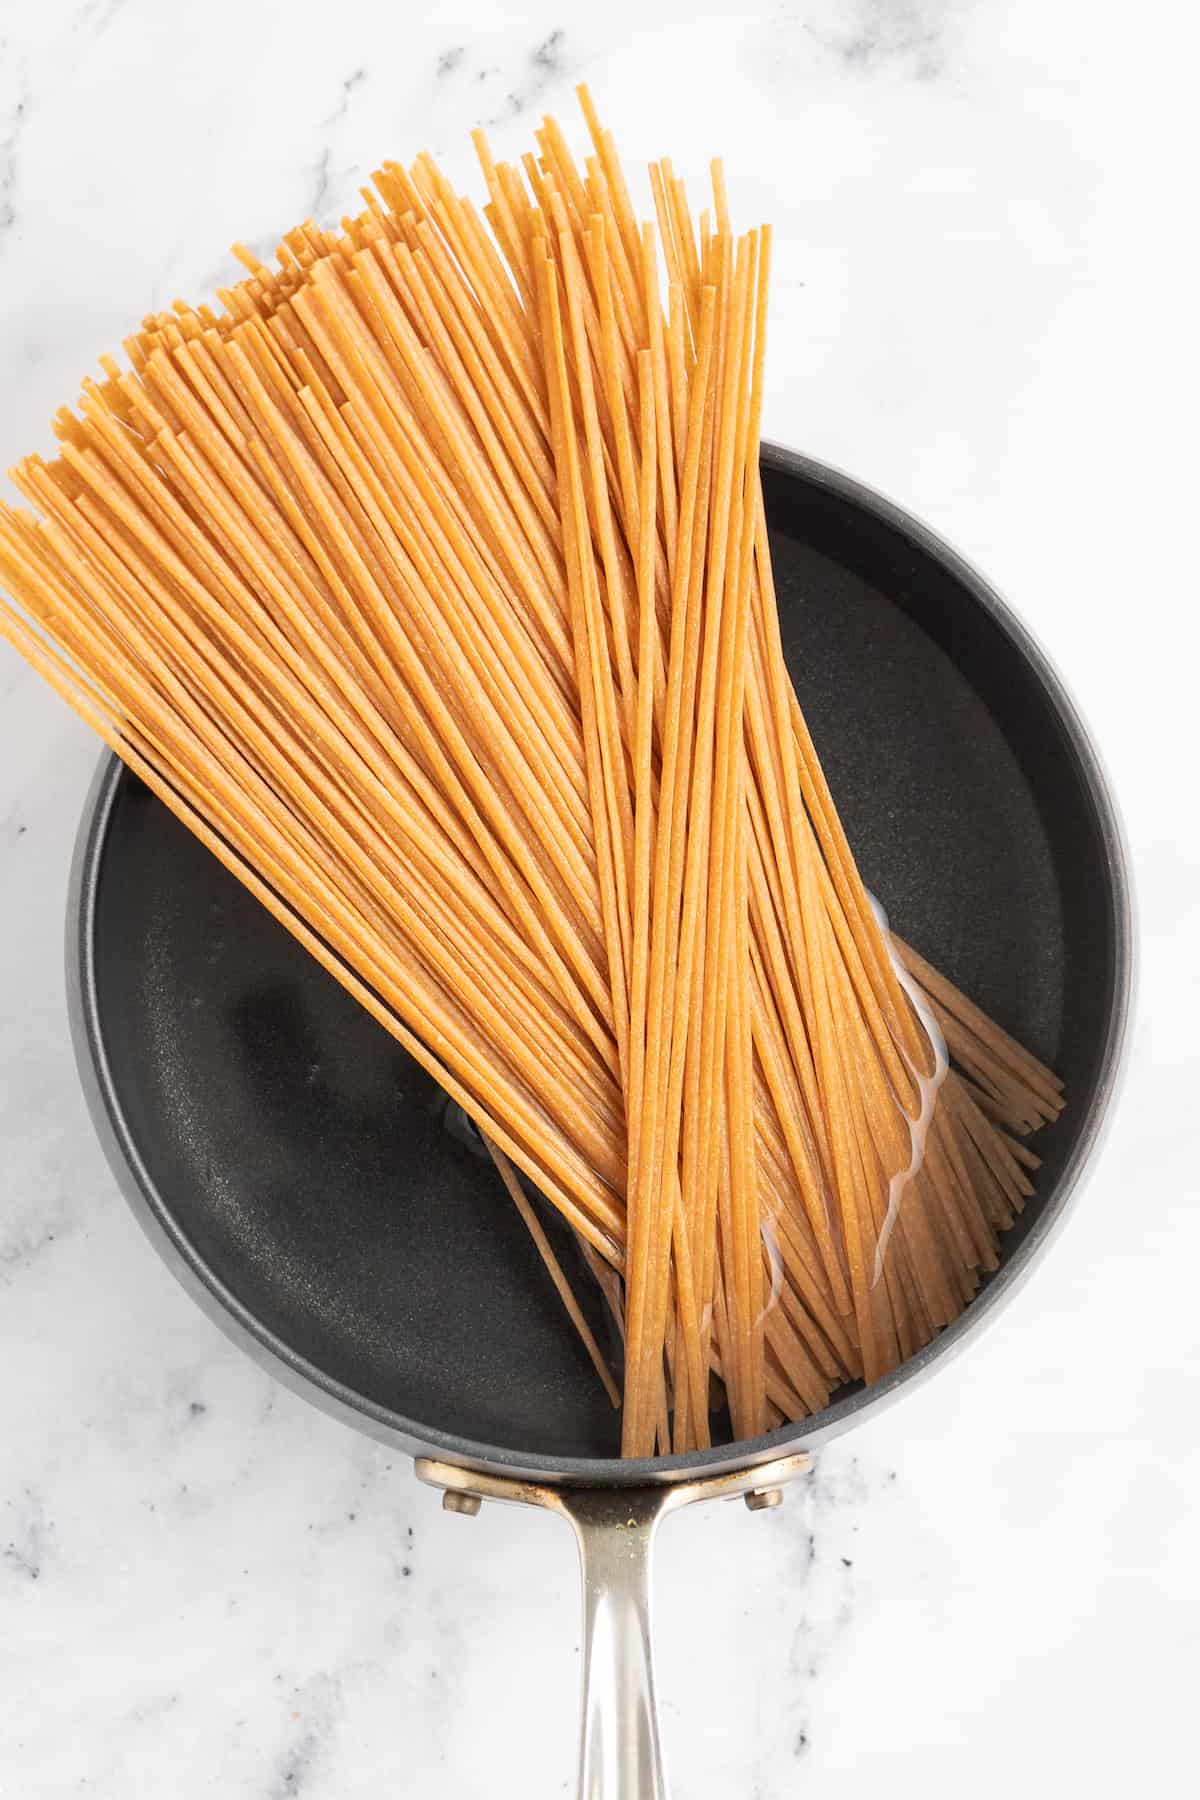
xmin=0 ymin=88 xmax=1064 ymax=1458
xmin=460 ymin=95 xmax=1061 ymax=1446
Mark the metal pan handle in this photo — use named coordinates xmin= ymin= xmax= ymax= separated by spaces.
xmin=560 ymin=1486 xmax=669 ymax=1799
xmin=417 ymin=1451 xmax=810 ymax=1799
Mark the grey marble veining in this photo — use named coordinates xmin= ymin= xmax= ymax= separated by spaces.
xmin=0 ymin=2 xmax=1197 ymax=1795
xmin=310 ymin=66 xmax=369 ymax=221
xmin=0 ymin=61 xmax=28 ymax=237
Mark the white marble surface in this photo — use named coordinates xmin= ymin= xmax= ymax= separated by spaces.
xmin=1 ymin=2 xmax=1197 ymax=1794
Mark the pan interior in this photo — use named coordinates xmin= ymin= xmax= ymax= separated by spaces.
xmin=84 ymin=456 xmax=1120 ymax=1461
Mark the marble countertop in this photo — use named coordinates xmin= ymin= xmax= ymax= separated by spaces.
xmin=1 ymin=2 xmax=1196 ymax=1794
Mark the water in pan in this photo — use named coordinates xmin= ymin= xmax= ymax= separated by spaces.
xmin=866 ymin=894 xmax=950 ymax=1280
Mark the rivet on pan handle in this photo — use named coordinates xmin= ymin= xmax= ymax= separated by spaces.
xmin=417 ymin=1452 xmax=810 ymax=1799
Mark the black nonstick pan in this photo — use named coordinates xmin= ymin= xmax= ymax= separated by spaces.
xmin=65 ymin=445 xmax=1131 ymax=1798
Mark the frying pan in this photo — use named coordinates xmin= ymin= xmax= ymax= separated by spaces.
xmin=64 ymin=445 xmax=1132 ymax=1798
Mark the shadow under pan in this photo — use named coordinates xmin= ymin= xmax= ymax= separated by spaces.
xmin=76 ymin=448 xmax=1125 ymax=1465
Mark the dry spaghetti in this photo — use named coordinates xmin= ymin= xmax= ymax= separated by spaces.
xmin=0 ymin=89 xmax=1064 ymax=1457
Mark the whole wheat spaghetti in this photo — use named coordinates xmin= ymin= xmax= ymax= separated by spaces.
xmin=0 ymin=90 xmax=1064 ymax=1456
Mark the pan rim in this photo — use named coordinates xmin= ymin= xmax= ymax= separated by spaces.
xmin=65 ymin=442 xmax=1135 ymax=1486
